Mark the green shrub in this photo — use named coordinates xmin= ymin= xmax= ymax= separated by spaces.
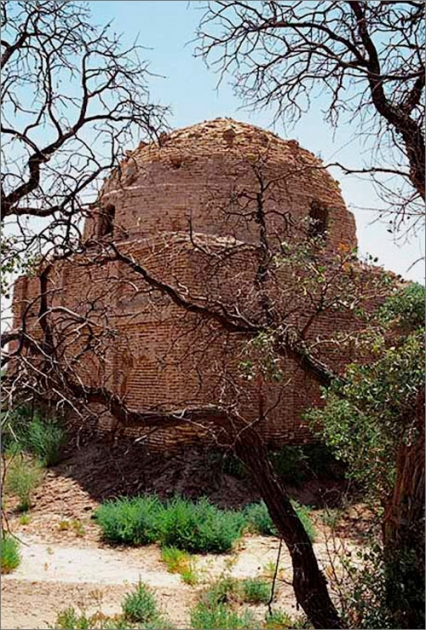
xmin=160 ymin=496 xmax=246 ymax=553
xmin=95 ymin=496 xmax=163 ymax=546
xmin=199 ymin=576 xmax=270 ymax=606
xmin=241 ymin=578 xmax=270 ymax=604
xmin=244 ymin=502 xmax=276 ymax=536
xmin=4 ymin=455 xmax=43 ymax=511
xmin=3 ymin=408 xmax=65 ymax=466
xmin=270 ymin=446 xmax=309 ymax=485
xmin=121 ymin=581 xmax=160 ymax=624
xmin=190 ymin=601 xmax=255 ymax=630
xmin=269 ymin=444 xmax=342 ymax=483
xmin=245 ymin=500 xmax=316 ymax=541
xmin=1 ymin=533 xmax=21 ymax=573
xmin=25 ymin=416 xmax=65 ymax=466
xmin=199 ymin=577 xmax=239 ymax=607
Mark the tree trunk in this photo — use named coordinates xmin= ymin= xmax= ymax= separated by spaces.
xmin=383 ymin=389 xmax=425 ymax=629
xmin=234 ymin=426 xmax=344 ymax=629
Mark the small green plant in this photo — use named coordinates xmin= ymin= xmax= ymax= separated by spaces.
xmin=52 ymin=608 xmax=133 ymax=629
xmin=19 ymin=513 xmax=30 ymax=525
xmin=1 ymin=533 xmax=21 ymax=573
xmin=71 ymin=519 xmax=85 ymax=537
xmin=161 ymin=546 xmax=191 ymax=573
xmin=241 ymin=578 xmax=270 ymax=604
xmin=25 ymin=416 xmax=65 ymax=466
xmin=58 ymin=519 xmax=71 ymax=531
xmin=245 ymin=500 xmax=316 ymax=541
xmin=190 ymin=601 xmax=255 ymax=629
xmin=181 ymin=565 xmax=199 ymax=585
xmin=121 ymin=581 xmax=161 ymax=624
xmin=4 ymin=408 xmax=65 ymax=466
xmin=4 ymin=455 xmax=43 ymax=511
xmin=161 ymin=546 xmax=199 ymax=584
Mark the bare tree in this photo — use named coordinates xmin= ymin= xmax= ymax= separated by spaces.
xmin=1 ymin=0 xmax=167 ymax=290
xmin=197 ymin=1 xmax=425 ymax=230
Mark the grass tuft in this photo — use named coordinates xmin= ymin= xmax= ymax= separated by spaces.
xmin=121 ymin=581 xmax=161 ymax=624
xmin=4 ymin=455 xmax=43 ymax=511
xmin=1 ymin=533 xmax=21 ymax=574
xmin=241 ymin=578 xmax=270 ymax=604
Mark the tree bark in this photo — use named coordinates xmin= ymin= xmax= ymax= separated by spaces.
xmin=234 ymin=425 xmax=344 ymax=629
xmin=383 ymin=389 xmax=425 ymax=629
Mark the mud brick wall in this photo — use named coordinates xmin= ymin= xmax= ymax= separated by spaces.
xmin=12 ymin=119 xmax=362 ymax=450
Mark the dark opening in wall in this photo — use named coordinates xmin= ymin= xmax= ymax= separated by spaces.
xmin=98 ymin=204 xmax=115 ymax=238
xmin=308 ymin=200 xmax=328 ymax=238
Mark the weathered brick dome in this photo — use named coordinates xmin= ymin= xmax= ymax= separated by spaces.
xmin=13 ymin=119 xmax=360 ymax=449
xmin=84 ymin=118 xmax=356 ymax=249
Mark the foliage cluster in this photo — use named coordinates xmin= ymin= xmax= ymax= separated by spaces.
xmin=308 ymin=329 xmax=424 ymax=500
xmin=245 ymin=500 xmax=316 ymax=541
xmin=2 ymin=407 xmax=65 ymax=512
xmin=1 ymin=533 xmax=21 ymax=573
xmin=95 ymin=495 xmax=246 ymax=553
xmin=3 ymin=408 xmax=65 ymax=466
xmin=4 ymin=455 xmax=43 ymax=512
xmin=190 ymin=577 xmax=310 ymax=629
xmin=95 ymin=494 xmax=316 ymax=552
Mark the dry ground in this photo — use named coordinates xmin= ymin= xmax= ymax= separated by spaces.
xmin=2 ymin=440 xmax=368 ymax=629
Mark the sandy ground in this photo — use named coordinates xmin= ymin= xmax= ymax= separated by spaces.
xmin=1 ymin=531 xmax=299 ymax=629
xmin=2 ymin=528 xmax=359 ymax=629
xmin=2 ymin=444 xmax=364 ymax=629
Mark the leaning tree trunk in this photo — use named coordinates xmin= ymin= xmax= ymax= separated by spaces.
xmin=234 ymin=426 xmax=344 ymax=629
xmin=382 ymin=389 xmax=425 ymax=629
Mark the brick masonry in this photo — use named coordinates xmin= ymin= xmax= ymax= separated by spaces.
xmin=12 ymin=118 xmax=362 ymax=449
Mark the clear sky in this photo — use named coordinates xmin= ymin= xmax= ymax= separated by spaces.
xmin=91 ymin=1 xmax=424 ymax=282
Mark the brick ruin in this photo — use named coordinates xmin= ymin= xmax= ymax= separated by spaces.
xmin=12 ymin=118 xmax=363 ymax=449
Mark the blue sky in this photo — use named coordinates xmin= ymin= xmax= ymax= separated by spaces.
xmin=89 ymin=1 xmax=424 ymax=282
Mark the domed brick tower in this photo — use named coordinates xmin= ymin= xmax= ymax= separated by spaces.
xmin=12 ymin=119 xmax=359 ymax=448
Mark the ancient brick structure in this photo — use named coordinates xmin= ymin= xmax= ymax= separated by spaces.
xmin=12 ymin=118 xmax=361 ymax=449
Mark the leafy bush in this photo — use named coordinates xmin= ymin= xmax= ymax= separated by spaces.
xmin=4 ymin=455 xmax=43 ymax=511
xmin=269 ymin=444 xmax=342 ymax=484
xmin=1 ymin=533 xmax=21 ymax=573
xmin=190 ymin=601 xmax=255 ymax=630
xmin=25 ymin=416 xmax=65 ymax=466
xmin=3 ymin=409 xmax=65 ymax=466
xmin=241 ymin=578 xmax=270 ymax=604
xmin=95 ymin=496 xmax=163 ymax=546
xmin=95 ymin=495 xmax=245 ymax=553
xmin=270 ymin=446 xmax=309 ymax=485
xmin=121 ymin=581 xmax=160 ymax=624
xmin=379 ymin=283 xmax=425 ymax=329
xmin=160 ymin=496 xmax=246 ymax=553
xmin=245 ymin=500 xmax=316 ymax=541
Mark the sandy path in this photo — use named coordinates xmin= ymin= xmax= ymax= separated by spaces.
xmin=2 ymin=533 xmax=308 ymax=629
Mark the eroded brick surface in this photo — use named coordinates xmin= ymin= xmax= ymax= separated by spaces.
xmin=12 ymin=119 xmax=362 ymax=448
